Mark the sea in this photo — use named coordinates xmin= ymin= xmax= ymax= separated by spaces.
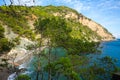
xmin=100 ymin=39 xmax=120 ymax=66
xmin=8 ymin=39 xmax=120 ymax=80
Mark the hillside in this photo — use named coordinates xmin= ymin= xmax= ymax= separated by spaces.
xmin=0 ymin=5 xmax=117 ymax=80
xmin=49 ymin=6 xmax=114 ymax=41
xmin=0 ymin=5 xmax=114 ymax=41
xmin=0 ymin=5 xmax=114 ymax=54
xmin=0 ymin=5 xmax=114 ymax=55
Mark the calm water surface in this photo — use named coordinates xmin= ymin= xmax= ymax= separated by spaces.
xmin=100 ymin=39 xmax=120 ymax=66
xmin=24 ymin=39 xmax=120 ymax=80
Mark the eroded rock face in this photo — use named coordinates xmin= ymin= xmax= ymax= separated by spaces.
xmin=7 ymin=37 xmax=35 ymax=64
xmin=78 ymin=14 xmax=114 ymax=41
xmin=3 ymin=25 xmax=18 ymax=40
xmin=2 ymin=25 xmax=34 ymax=64
xmin=64 ymin=12 xmax=78 ymax=19
xmin=53 ymin=11 xmax=114 ymax=41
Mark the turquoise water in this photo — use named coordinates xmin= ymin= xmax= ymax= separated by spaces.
xmin=25 ymin=39 xmax=120 ymax=80
xmin=26 ymin=47 xmax=67 ymax=80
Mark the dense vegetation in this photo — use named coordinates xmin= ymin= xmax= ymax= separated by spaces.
xmin=0 ymin=25 xmax=14 ymax=54
xmin=15 ymin=74 xmax=31 ymax=80
xmin=0 ymin=5 xmax=101 ymax=54
xmin=0 ymin=6 xmax=36 ymax=40
xmin=35 ymin=16 xmax=100 ymax=54
xmin=31 ymin=15 xmax=119 ymax=80
xmin=0 ymin=5 xmax=102 ymax=40
xmin=0 ymin=5 xmax=119 ymax=80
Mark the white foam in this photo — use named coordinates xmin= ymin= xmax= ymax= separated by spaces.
xmin=7 ymin=72 xmax=17 ymax=80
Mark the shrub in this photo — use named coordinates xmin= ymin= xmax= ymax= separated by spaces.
xmin=0 ymin=25 xmax=4 ymax=38
xmin=15 ymin=74 xmax=31 ymax=80
xmin=0 ymin=38 xmax=14 ymax=54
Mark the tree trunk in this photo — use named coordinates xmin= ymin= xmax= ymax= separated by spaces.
xmin=36 ymin=71 xmax=39 ymax=80
xmin=56 ymin=72 xmax=60 ymax=80
xmin=41 ymin=71 xmax=44 ymax=80
xmin=48 ymin=39 xmax=52 ymax=80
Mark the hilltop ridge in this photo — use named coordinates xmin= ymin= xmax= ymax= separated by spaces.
xmin=0 ymin=5 xmax=114 ymax=56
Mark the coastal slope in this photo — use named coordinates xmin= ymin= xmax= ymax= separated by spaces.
xmin=0 ymin=5 xmax=114 ymax=61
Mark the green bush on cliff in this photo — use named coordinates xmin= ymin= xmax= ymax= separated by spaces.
xmin=0 ymin=38 xmax=14 ymax=54
xmin=0 ymin=6 xmax=35 ymax=40
xmin=0 ymin=5 xmax=101 ymax=41
xmin=0 ymin=25 xmax=4 ymax=38
xmin=15 ymin=74 xmax=31 ymax=80
xmin=0 ymin=25 xmax=14 ymax=54
xmin=35 ymin=16 xmax=100 ymax=55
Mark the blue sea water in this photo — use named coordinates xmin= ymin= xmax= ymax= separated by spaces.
xmin=24 ymin=39 xmax=120 ymax=80
xmin=100 ymin=39 xmax=120 ymax=66
xmin=89 ymin=39 xmax=120 ymax=67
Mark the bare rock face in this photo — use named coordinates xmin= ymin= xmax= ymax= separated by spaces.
xmin=7 ymin=37 xmax=35 ymax=64
xmin=53 ymin=11 xmax=114 ymax=41
xmin=78 ymin=14 xmax=114 ymax=41
xmin=3 ymin=25 xmax=18 ymax=40
xmin=2 ymin=25 xmax=34 ymax=65
xmin=64 ymin=12 xmax=78 ymax=19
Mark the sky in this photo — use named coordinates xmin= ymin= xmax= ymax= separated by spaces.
xmin=0 ymin=0 xmax=120 ymax=38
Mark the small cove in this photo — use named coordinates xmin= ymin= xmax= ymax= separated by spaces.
xmin=8 ymin=39 xmax=120 ymax=80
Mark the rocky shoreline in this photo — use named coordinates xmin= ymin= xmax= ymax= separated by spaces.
xmin=0 ymin=49 xmax=33 ymax=80
xmin=0 ymin=37 xmax=115 ymax=80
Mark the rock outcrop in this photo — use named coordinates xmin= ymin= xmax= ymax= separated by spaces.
xmin=53 ymin=10 xmax=114 ymax=41
xmin=78 ymin=14 xmax=114 ymax=41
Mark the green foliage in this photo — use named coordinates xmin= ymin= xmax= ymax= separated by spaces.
xmin=0 ymin=25 xmax=14 ymax=54
xmin=15 ymin=74 xmax=31 ymax=80
xmin=0 ymin=58 xmax=9 ymax=67
xmin=68 ymin=55 xmax=89 ymax=68
xmin=35 ymin=16 xmax=100 ymax=55
xmin=0 ymin=5 xmax=102 ymax=41
xmin=0 ymin=6 xmax=35 ymax=40
xmin=0 ymin=5 xmax=116 ymax=80
xmin=79 ymin=56 xmax=120 ymax=80
xmin=0 ymin=38 xmax=14 ymax=53
xmin=45 ymin=57 xmax=80 ymax=80
xmin=12 ymin=37 xmax=20 ymax=45
xmin=59 ymin=38 xmax=100 ymax=54
xmin=0 ymin=25 xmax=5 ymax=38
xmin=32 ymin=5 xmax=79 ymax=15
xmin=67 ymin=21 xmax=101 ymax=40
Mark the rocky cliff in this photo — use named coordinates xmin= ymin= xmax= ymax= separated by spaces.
xmin=0 ymin=6 xmax=114 ymax=59
xmin=78 ymin=14 xmax=114 ymax=41
xmin=52 ymin=6 xmax=114 ymax=41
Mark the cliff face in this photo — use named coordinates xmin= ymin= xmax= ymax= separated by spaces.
xmin=0 ymin=5 xmax=114 ymax=64
xmin=78 ymin=14 xmax=114 ymax=41
xmin=0 ymin=6 xmax=114 ymax=43
xmin=53 ymin=10 xmax=114 ymax=41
